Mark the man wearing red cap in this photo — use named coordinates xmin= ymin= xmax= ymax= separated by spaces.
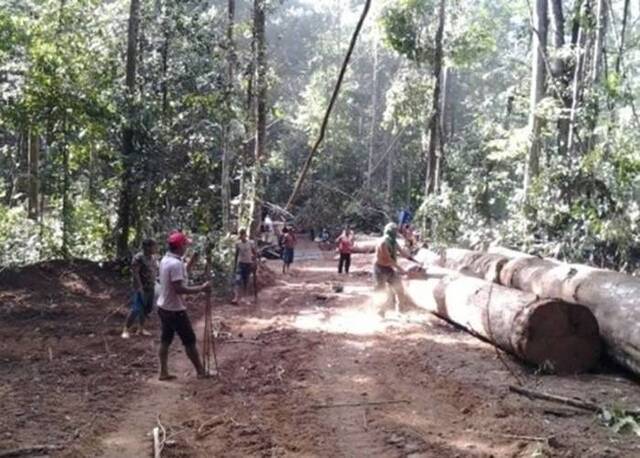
xmin=156 ymin=231 xmax=210 ymax=380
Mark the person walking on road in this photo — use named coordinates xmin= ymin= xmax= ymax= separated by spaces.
xmin=231 ymin=228 xmax=257 ymax=304
xmin=121 ymin=238 xmax=158 ymax=339
xmin=336 ymin=226 xmax=354 ymax=274
xmin=281 ymin=226 xmax=297 ymax=274
xmin=156 ymin=231 xmax=210 ymax=380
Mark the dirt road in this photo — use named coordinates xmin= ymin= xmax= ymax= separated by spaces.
xmin=3 ymin=243 xmax=640 ymax=457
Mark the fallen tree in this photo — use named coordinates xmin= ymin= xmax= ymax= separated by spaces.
xmin=496 ymin=252 xmax=640 ymax=376
xmin=404 ymin=275 xmax=601 ymax=374
xmin=438 ymin=248 xmax=510 ymax=283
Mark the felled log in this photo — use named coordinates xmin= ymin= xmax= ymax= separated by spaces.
xmin=412 ymin=248 xmax=443 ymax=267
xmin=440 ymin=248 xmax=510 ymax=283
xmin=496 ymin=252 xmax=640 ymax=376
xmin=404 ymin=275 xmax=601 ymax=374
xmin=352 ymin=240 xmax=377 ymax=254
xmin=488 ymin=246 xmax=535 ymax=259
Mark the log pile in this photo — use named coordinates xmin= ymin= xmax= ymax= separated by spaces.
xmin=496 ymin=254 xmax=640 ymax=376
xmin=411 ymin=245 xmax=640 ymax=376
xmin=404 ymin=275 xmax=601 ymax=374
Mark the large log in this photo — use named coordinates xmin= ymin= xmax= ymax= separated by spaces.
xmin=440 ymin=248 xmax=510 ymax=283
xmin=487 ymin=246 xmax=535 ymax=259
xmin=413 ymin=248 xmax=443 ymax=266
xmin=404 ymin=275 xmax=601 ymax=374
xmin=497 ymin=253 xmax=640 ymax=376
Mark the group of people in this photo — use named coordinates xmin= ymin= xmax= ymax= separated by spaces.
xmin=120 ymin=216 xmax=415 ymax=381
xmin=120 ymin=232 xmax=211 ymax=379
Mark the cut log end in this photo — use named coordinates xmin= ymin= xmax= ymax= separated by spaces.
xmin=519 ymin=301 xmax=601 ymax=374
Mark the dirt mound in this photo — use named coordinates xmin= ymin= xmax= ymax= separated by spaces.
xmin=0 ymin=258 xmax=122 ymax=297
xmin=0 ymin=259 xmax=158 ymax=457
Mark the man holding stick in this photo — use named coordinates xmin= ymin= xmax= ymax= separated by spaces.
xmin=156 ymin=231 xmax=210 ymax=380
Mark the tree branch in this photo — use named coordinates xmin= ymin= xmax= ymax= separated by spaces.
xmin=285 ymin=0 xmax=372 ymax=211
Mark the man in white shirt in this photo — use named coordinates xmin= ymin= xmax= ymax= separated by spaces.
xmin=231 ymin=228 xmax=257 ymax=304
xmin=157 ymin=231 xmax=210 ymax=380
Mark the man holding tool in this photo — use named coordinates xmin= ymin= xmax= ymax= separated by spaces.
xmin=156 ymin=231 xmax=210 ymax=380
xmin=373 ymin=222 xmax=421 ymax=317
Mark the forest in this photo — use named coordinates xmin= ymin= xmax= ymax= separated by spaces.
xmin=1 ymin=0 xmax=638 ymax=271
xmin=4 ymin=2 xmax=640 ymax=457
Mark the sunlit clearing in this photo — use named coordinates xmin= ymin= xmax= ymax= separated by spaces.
xmin=342 ymin=284 xmax=372 ymax=295
xmin=294 ymin=308 xmax=385 ymax=335
xmin=299 ymin=266 xmax=343 ymax=273
xmin=293 ymin=290 xmax=395 ymax=335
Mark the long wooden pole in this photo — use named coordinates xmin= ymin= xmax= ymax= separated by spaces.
xmin=285 ymin=0 xmax=372 ymax=211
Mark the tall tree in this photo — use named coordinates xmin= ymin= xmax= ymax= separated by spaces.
xmin=568 ymin=0 xmax=588 ymax=154
xmin=27 ymin=130 xmax=39 ymax=220
xmin=249 ymin=0 xmax=267 ymax=236
xmin=115 ymin=0 xmax=141 ymax=259
xmin=366 ymin=36 xmax=379 ymax=189
xmin=221 ymin=0 xmax=235 ymax=233
xmin=524 ymin=0 xmax=548 ymax=195
xmin=584 ymin=0 xmax=606 ymax=151
xmin=425 ymin=0 xmax=446 ymax=196
xmin=549 ymin=0 xmax=571 ymax=155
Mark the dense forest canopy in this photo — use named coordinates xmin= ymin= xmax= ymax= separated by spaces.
xmin=1 ymin=0 xmax=639 ymax=272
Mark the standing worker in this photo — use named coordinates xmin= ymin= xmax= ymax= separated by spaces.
xmin=373 ymin=223 xmax=412 ymax=317
xmin=335 ymin=226 xmax=354 ymax=274
xmin=156 ymin=231 xmax=210 ymax=380
xmin=231 ymin=228 xmax=257 ymax=304
xmin=281 ymin=226 xmax=297 ymax=274
xmin=121 ymin=238 xmax=158 ymax=339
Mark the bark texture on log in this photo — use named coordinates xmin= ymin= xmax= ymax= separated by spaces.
xmin=496 ymin=254 xmax=640 ymax=376
xmin=487 ymin=246 xmax=536 ymax=259
xmin=498 ymin=256 xmax=560 ymax=291
xmin=440 ymin=248 xmax=509 ymax=283
xmin=413 ymin=248 xmax=443 ymax=267
xmin=404 ymin=275 xmax=601 ymax=374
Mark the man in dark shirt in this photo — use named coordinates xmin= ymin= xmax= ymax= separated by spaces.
xmin=121 ymin=239 xmax=158 ymax=339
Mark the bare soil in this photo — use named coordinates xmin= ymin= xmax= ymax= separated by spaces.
xmin=2 ymin=242 xmax=640 ymax=457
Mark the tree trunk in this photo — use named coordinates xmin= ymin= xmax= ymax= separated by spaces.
xmin=385 ymin=145 xmax=393 ymax=209
xmin=366 ymin=36 xmax=379 ymax=189
xmin=524 ymin=0 xmax=548 ymax=195
xmin=549 ymin=0 xmax=565 ymax=48
xmin=221 ymin=0 xmax=235 ymax=233
xmin=614 ymin=0 xmax=630 ymax=75
xmin=27 ymin=130 xmax=39 ymax=220
xmin=585 ymin=0 xmax=606 ymax=151
xmin=591 ymin=0 xmax=606 ymax=83
xmin=424 ymin=0 xmax=445 ymax=196
xmin=404 ymin=275 xmax=601 ymax=374
xmin=568 ymin=0 xmax=592 ymax=155
xmin=439 ymin=66 xmax=449 ymax=143
xmin=249 ymin=0 xmax=267 ymax=238
xmin=116 ymin=0 xmax=141 ymax=259
xmin=495 ymin=253 xmax=640 ymax=376
xmin=61 ymin=118 xmax=70 ymax=259
xmin=161 ymin=33 xmax=169 ymax=117
xmin=570 ymin=0 xmax=584 ymax=46
xmin=435 ymin=66 xmax=448 ymax=191
xmin=549 ymin=0 xmax=571 ymax=155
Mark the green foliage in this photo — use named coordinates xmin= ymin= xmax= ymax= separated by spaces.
xmin=600 ymin=407 xmax=640 ymax=436
xmin=2 ymin=0 xmax=640 ymax=280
